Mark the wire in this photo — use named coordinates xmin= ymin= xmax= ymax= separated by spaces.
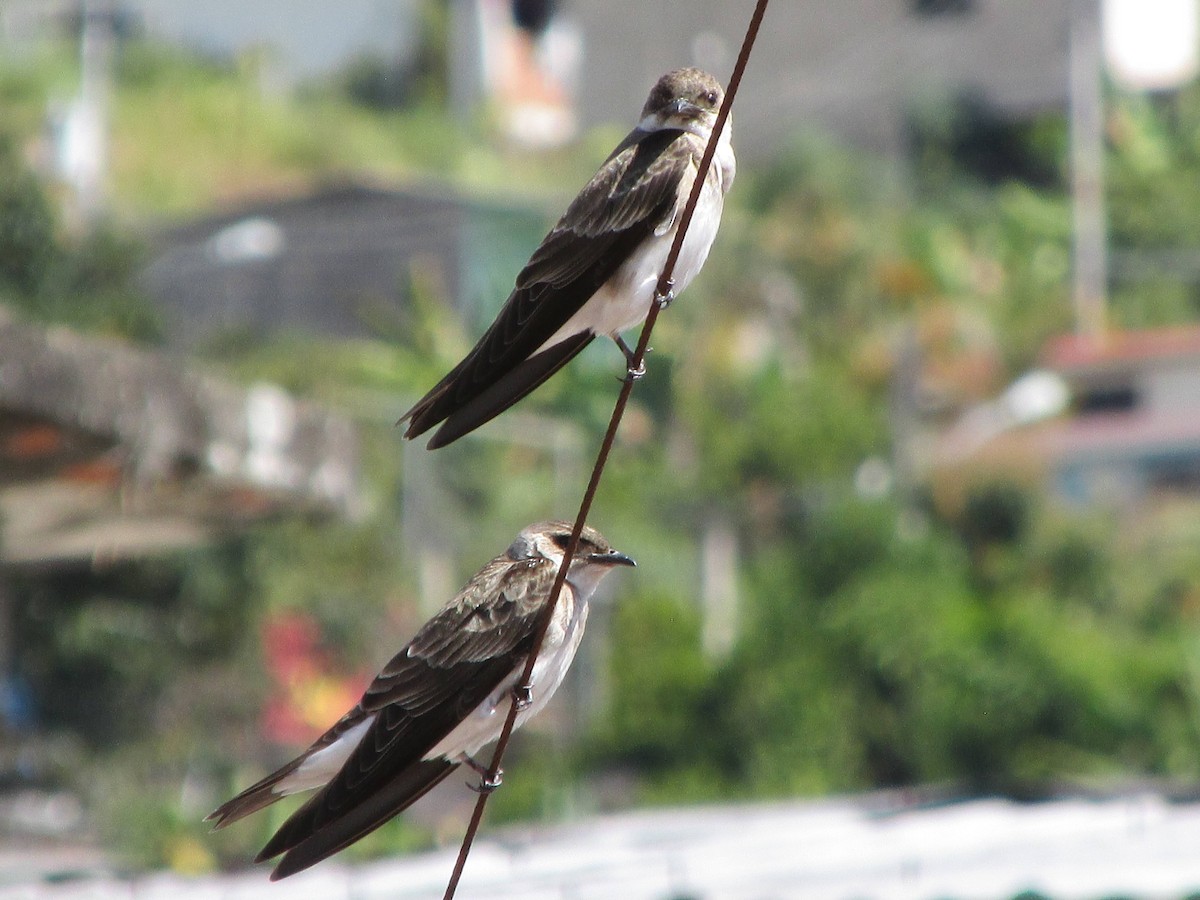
xmin=441 ymin=3 xmax=770 ymax=895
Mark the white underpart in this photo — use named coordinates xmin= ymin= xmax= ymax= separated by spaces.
xmin=423 ymin=569 xmax=593 ymax=763
xmin=279 ymin=717 xmax=374 ymax=795
xmin=536 ymin=117 xmax=735 ymax=355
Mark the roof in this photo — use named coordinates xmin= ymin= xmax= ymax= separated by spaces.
xmin=1041 ymin=324 xmax=1200 ymax=374
xmin=139 ymin=182 xmax=468 ymax=348
xmin=8 ymin=791 xmax=1200 ymax=897
xmin=1038 ymin=409 xmax=1200 ymax=465
xmin=0 ymin=307 xmax=360 ymax=564
xmin=138 ymin=182 xmax=549 ymax=349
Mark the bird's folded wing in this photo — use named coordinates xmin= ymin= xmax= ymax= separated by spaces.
xmin=400 ymin=128 xmax=692 ymax=438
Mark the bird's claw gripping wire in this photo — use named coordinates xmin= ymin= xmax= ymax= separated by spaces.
xmin=463 ymin=755 xmax=503 ymax=794
xmin=513 ymin=683 xmax=533 ymax=711
xmin=615 ymin=336 xmax=648 ymax=382
xmin=655 ymin=278 xmax=676 ymax=310
xmin=464 ymin=686 xmax=529 ymax=792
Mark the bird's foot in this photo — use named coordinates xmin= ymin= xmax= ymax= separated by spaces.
xmin=614 ymin=335 xmax=648 ymax=383
xmin=513 ymin=683 xmax=534 ymax=711
xmin=463 ymin=755 xmax=503 ymax=793
xmin=655 ymin=279 xmax=676 ymax=310
xmin=468 ymin=776 xmax=503 ymax=795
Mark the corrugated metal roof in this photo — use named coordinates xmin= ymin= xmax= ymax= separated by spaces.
xmin=6 ymin=792 xmax=1200 ymax=898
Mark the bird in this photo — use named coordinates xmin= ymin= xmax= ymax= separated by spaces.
xmin=207 ymin=521 xmax=635 ymax=880
xmin=399 ymin=66 xmax=736 ymax=448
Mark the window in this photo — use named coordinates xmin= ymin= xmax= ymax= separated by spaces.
xmin=912 ymin=0 xmax=975 ymax=16
xmin=1076 ymin=384 xmax=1138 ymax=414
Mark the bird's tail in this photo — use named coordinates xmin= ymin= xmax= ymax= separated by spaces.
xmin=262 ymin=758 xmax=458 ymax=880
xmin=206 ymin=758 xmax=307 ymax=830
xmin=412 ymin=333 xmax=594 ymax=449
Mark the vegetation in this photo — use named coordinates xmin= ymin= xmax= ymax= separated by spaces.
xmin=0 ymin=136 xmax=159 ymax=337
xmin=4 ymin=33 xmax=1200 ymax=876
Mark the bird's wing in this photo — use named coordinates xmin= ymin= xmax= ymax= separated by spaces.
xmin=256 ymin=555 xmax=561 ymax=877
xmin=400 ymin=128 xmax=694 ymax=443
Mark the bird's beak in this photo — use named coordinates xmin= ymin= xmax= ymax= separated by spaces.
xmin=666 ymin=97 xmax=704 ymax=120
xmin=591 ymin=549 xmax=637 ymax=568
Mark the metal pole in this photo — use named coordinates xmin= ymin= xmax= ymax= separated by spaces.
xmin=67 ymin=0 xmax=113 ymax=225
xmin=1069 ymin=0 xmax=1108 ymax=337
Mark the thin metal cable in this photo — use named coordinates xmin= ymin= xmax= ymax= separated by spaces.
xmin=442 ymin=3 xmax=769 ymax=895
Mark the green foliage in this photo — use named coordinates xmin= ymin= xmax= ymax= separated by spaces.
xmin=333 ymin=1 xmax=447 ymax=111
xmin=0 ymin=136 xmax=161 ymax=337
xmin=907 ymin=92 xmax=1065 ymax=191
xmin=338 ymin=55 xmax=415 ymax=111
xmin=679 ymin=361 xmax=884 ymax=499
xmin=11 ymin=544 xmax=254 ymax=751
xmin=1105 ymin=87 xmax=1200 ymax=327
xmin=959 ymin=481 xmax=1030 ymax=551
xmin=37 ymin=225 xmax=162 ymax=339
xmin=0 ymin=38 xmax=604 ymax=218
xmin=595 ymin=592 xmax=715 ymax=773
xmin=0 ymin=136 xmax=58 ymax=296
xmin=602 ymin=494 xmax=1200 ymax=801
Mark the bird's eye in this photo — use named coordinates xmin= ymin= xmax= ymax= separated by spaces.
xmin=551 ymin=533 xmax=571 ymax=550
xmin=703 ymin=89 xmax=718 ymax=105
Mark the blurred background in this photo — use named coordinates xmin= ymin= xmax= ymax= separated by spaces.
xmin=3 ymin=0 xmax=1200 ymax=895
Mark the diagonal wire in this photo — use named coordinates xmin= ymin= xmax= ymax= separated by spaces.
xmin=441 ymin=2 xmax=769 ymax=896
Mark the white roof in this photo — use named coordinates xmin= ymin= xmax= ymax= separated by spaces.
xmin=9 ymin=792 xmax=1200 ymax=899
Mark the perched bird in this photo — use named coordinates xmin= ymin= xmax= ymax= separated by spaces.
xmin=207 ymin=521 xmax=635 ymax=880
xmin=399 ymin=66 xmax=736 ymax=448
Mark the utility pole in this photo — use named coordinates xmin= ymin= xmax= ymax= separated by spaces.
xmin=1068 ymin=0 xmax=1107 ymax=338
xmin=62 ymin=0 xmax=113 ymax=225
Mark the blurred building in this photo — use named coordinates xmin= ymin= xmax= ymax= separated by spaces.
xmin=449 ymin=0 xmax=1081 ymax=154
xmin=0 ymin=306 xmax=361 ymax=566
xmin=571 ymin=0 xmax=1075 ymax=155
xmin=3 ymin=0 xmax=1085 ymax=156
xmin=0 ymin=0 xmax=423 ymax=82
xmin=0 ymin=304 xmax=362 ymax=789
xmin=932 ymin=324 xmax=1200 ymax=514
xmin=137 ymin=182 xmax=547 ymax=349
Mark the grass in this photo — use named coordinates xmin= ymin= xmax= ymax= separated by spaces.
xmin=1 ymin=39 xmax=627 ymax=220
xmin=109 ymin=44 xmax=460 ymax=214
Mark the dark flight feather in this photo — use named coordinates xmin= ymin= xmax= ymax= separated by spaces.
xmin=265 ymin=758 xmax=457 ymax=880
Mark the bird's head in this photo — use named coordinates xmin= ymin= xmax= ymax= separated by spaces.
xmin=508 ymin=521 xmax=636 ymax=594
xmin=639 ymin=67 xmax=725 ymax=135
